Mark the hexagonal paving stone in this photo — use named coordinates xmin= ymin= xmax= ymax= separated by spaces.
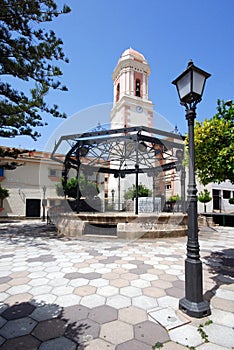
xmin=9 ymin=271 xmax=28 ymax=279
xmin=28 ymin=278 xmax=49 ymax=287
xmin=7 ymin=284 xmax=31 ymax=295
xmin=46 ymin=272 xmax=65 ymax=280
xmin=34 ymin=293 xmax=57 ymax=304
xmin=30 ymin=285 xmax=52 ymax=296
xmin=79 ymin=267 xmax=95 ymax=274
xmin=5 ymin=293 xmax=32 ymax=306
xmin=0 ymin=283 xmax=10 ymax=293
xmin=65 ymin=318 xmax=100 ymax=343
xmin=56 ymin=294 xmax=81 ymax=307
xmin=0 ymin=276 xmax=12 ymax=284
xmin=80 ymin=294 xmax=105 ymax=308
xmin=116 ymin=339 xmax=152 ymax=350
xmin=121 ymin=273 xmax=138 ymax=281
xmin=0 ymin=317 xmax=37 ymax=339
xmin=69 ymin=278 xmax=89 ymax=287
xmin=119 ymin=306 xmax=147 ymax=325
xmin=48 ymin=277 xmax=68 ymax=287
xmin=140 ymin=273 xmax=159 ymax=282
xmin=143 ymin=287 xmax=166 ymax=298
xmin=131 ymin=279 xmax=151 ymax=288
xmin=160 ymin=274 xmax=179 ymax=282
xmin=85 ymin=338 xmax=115 ymax=350
xmin=169 ymin=324 xmax=203 ymax=347
xmin=84 ymin=272 xmax=102 ymax=280
xmin=39 ymin=336 xmax=76 ymax=350
xmin=0 ymin=318 xmax=6 ymax=333
xmin=157 ymin=296 xmax=179 ymax=309
xmin=64 ymin=272 xmax=83 ymax=280
xmin=89 ymin=278 xmax=109 ymax=287
xmin=102 ymin=272 xmax=119 ymax=280
xmin=28 ymin=271 xmax=47 ymax=279
xmin=8 ymin=277 xmax=30 ymax=286
xmin=110 ymin=279 xmax=129 ymax=288
xmin=121 ymin=263 xmax=137 ymax=270
xmin=100 ymin=320 xmax=134 ymax=345
xmin=0 ymin=335 xmax=40 ymax=350
xmin=88 ymin=305 xmax=118 ymax=324
xmin=30 ymin=304 xmax=62 ymax=322
xmin=62 ymin=305 xmax=90 ymax=322
xmin=0 ymin=336 xmax=5 ymax=346
xmin=151 ymin=280 xmax=173 ymax=289
xmin=74 ymin=285 xmax=97 ymax=296
xmin=52 ymin=286 xmax=74 ymax=296
xmin=120 ymin=286 xmax=142 ymax=297
xmin=172 ymin=280 xmax=184 ymax=289
xmin=32 ymin=318 xmax=67 ymax=341
xmin=132 ymin=295 xmax=158 ymax=310
xmin=165 ymin=287 xmax=184 ymax=298
xmin=97 ymin=285 xmax=119 ymax=297
xmin=1 ymin=302 xmax=35 ymax=320
xmin=106 ymin=295 xmax=131 ymax=309
xmin=89 ymin=263 xmax=105 ymax=269
xmin=134 ymin=320 xmax=169 ymax=345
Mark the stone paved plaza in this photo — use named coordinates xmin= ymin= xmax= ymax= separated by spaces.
xmin=0 ymin=220 xmax=233 ymax=349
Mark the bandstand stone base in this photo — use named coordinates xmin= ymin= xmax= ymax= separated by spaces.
xmin=56 ymin=212 xmax=188 ymax=239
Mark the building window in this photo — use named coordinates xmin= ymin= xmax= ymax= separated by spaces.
xmin=49 ymin=169 xmax=57 ymax=176
xmin=223 ymin=190 xmax=231 ymax=199
xmin=0 ymin=167 xmax=4 ymax=177
xmin=49 ymin=169 xmax=61 ymax=180
xmin=135 ymin=79 xmax=141 ymax=97
xmin=165 ymin=184 xmax=171 ymax=190
xmin=116 ymin=83 xmax=120 ymax=102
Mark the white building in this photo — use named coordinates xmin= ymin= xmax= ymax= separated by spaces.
xmin=0 ymin=150 xmax=63 ymax=218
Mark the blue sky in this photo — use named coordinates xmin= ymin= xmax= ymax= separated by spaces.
xmin=1 ymin=0 xmax=234 ymax=152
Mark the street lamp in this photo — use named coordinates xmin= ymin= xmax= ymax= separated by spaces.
xmin=42 ymin=185 xmax=47 ymax=222
xmin=172 ymin=60 xmax=211 ymax=318
xmin=111 ymin=189 xmax=115 ymax=210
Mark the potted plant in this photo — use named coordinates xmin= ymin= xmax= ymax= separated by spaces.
xmin=0 ymin=185 xmax=9 ymax=211
xmin=198 ymin=189 xmax=212 ymax=213
xmin=229 ymin=197 xmax=234 ymax=205
xmin=168 ymin=194 xmax=181 ymax=212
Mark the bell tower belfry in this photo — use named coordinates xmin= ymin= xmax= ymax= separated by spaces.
xmin=110 ymin=48 xmax=154 ymax=129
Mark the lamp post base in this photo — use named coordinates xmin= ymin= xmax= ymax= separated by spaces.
xmin=179 ymin=297 xmax=211 ymax=318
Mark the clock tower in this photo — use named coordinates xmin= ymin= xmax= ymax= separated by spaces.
xmin=111 ymin=48 xmax=154 ymax=129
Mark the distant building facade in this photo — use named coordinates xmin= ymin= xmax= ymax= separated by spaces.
xmin=0 ymin=150 xmax=63 ymax=218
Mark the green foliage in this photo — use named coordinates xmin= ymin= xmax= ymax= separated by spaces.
xmin=198 ymin=189 xmax=212 ymax=212
xmin=0 ymin=0 xmax=71 ymax=141
xmin=56 ymin=174 xmax=99 ymax=199
xmin=197 ymin=320 xmax=213 ymax=343
xmin=168 ymin=194 xmax=181 ymax=203
xmin=198 ymin=189 xmax=212 ymax=203
xmin=124 ymin=183 xmax=152 ymax=200
xmin=229 ymin=197 xmax=234 ymax=204
xmin=0 ymin=184 xmax=9 ymax=200
xmin=152 ymin=342 xmax=163 ymax=349
xmin=192 ymin=99 xmax=234 ymax=185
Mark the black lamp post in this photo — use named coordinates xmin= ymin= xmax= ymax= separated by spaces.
xmin=42 ymin=185 xmax=47 ymax=222
xmin=111 ymin=189 xmax=115 ymax=210
xmin=176 ymin=149 xmax=186 ymax=214
xmin=172 ymin=60 xmax=211 ymax=318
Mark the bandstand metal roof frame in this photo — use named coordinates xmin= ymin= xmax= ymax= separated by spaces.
xmin=51 ymin=126 xmax=185 ymax=214
xmin=51 ymin=125 xmax=185 ymax=175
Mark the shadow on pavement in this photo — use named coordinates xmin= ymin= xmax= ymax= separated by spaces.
xmin=203 ymin=248 xmax=234 ymax=302
xmin=0 ymin=299 xmax=92 ymax=350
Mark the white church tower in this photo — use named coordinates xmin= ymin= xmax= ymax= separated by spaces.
xmin=111 ymin=48 xmax=154 ymax=129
